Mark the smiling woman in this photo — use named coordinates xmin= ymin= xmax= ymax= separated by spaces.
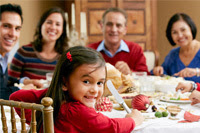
xmin=152 ymin=13 xmax=200 ymax=83
xmin=8 ymin=7 xmax=69 ymax=89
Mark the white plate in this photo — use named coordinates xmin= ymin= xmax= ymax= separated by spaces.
xmin=160 ymin=96 xmax=191 ymax=104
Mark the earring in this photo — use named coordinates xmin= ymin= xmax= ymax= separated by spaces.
xmin=62 ymin=84 xmax=68 ymax=91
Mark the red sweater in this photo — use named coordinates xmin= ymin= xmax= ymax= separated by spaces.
xmin=10 ymin=89 xmax=135 ymax=133
xmin=196 ymin=83 xmax=200 ymax=91
xmin=88 ymin=40 xmax=149 ymax=74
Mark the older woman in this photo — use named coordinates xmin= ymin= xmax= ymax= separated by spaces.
xmin=8 ymin=7 xmax=68 ymax=88
xmin=152 ymin=13 xmax=200 ymax=83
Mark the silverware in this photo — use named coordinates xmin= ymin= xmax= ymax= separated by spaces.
xmin=106 ymin=80 xmax=132 ymax=113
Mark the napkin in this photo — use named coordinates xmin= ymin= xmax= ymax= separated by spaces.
xmin=178 ymin=111 xmax=200 ymax=123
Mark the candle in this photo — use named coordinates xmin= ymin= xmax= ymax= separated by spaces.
xmin=80 ymin=12 xmax=87 ymax=34
xmin=65 ymin=12 xmax=70 ymax=37
xmin=71 ymin=3 xmax=75 ymax=26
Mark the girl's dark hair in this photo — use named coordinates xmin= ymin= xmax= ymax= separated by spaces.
xmin=32 ymin=7 xmax=68 ymax=54
xmin=166 ymin=13 xmax=197 ymax=46
xmin=36 ymin=46 xmax=105 ymax=132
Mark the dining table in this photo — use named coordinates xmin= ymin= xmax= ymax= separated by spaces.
xmin=1 ymin=76 xmax=200 ymax=133
xmin=101 ymin=98 xmax=200 ymax=133
xmin=1 ymin=98 xmax=200 ymax=133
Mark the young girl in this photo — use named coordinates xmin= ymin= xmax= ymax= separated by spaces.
xmin=10 ymin=46 xmax=144 ymax=133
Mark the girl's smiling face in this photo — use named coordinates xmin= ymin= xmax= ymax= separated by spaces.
xmin=63 ymin=63 xmax=106 ymax=108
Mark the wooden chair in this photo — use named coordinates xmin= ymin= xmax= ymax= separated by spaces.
xmin=0 ymin=97 xmax=54 ymax=133
xmin=144 ymin=50 xmax=159 ymax=72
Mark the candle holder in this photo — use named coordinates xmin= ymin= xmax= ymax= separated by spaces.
xmin=68 ymin=25 xmax=88 ymax=47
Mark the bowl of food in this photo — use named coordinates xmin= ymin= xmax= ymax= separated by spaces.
xmin=154 ymin=76 xmax=185 ymax=93
xmin=167 ymin=105 xmax=181 ymax=116
xmin=154 ymin=82 xmax=178 ymax=93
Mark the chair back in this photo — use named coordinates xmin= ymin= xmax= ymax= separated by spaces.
xmin=0 ymin=97 xmax=54 ymax=133
xmin=144 ymin=50 xmax=159 ymax=72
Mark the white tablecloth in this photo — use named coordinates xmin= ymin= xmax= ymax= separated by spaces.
xmin=101 ymin=100 xmax=200 ymax=133
xmin=2 ymin=100 xmax=199 ymax=133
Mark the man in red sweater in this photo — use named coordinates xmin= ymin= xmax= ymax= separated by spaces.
xmin=88 ymin=7 xmax=149 ymax=75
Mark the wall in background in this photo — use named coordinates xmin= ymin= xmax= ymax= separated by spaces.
xmin=157 ymin=0 xmax=200 ymax=65
xmin=2 ymin=0 xmax=200 ymax=66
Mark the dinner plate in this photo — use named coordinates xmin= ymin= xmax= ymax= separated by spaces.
xmin=160 ymin=96 xmax=191 ymax=104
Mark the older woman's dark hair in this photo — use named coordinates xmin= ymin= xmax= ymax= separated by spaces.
xmin=32 ymin=7 xmax=68 ymax=54
xmin=166 ymin=13 xmax=197 ymax=46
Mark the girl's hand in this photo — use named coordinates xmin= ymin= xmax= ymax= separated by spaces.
xmin=125 ymin=109 xmax=144 ymax=126
xmin=174 ymin=68 xmax=196 ymax=77
xmin=189 ymin=90 xmax=200 ymax=105
xmin=153 ymin=66 xmax=163 ymax=76
xmin=175 ymin=82 xmax=192 ymax=93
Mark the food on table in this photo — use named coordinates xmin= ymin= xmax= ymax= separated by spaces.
xmin=162 ymin=92 xmax=191 ymax=101
xmin=108 ymin=93 xmax=138 ymax=101
xmin=155 ymin=111 xmax=162 ymax=118
xmin=162 ymin=111 xmax=169 ymax=117
xmin=132 ymin=94 xmax=150 ymax=111
xmin=158 ymin=107 xmax=166 ymax=112
xmin=14 ymin=79 xmax=49 ymax=89
xmin=154 ymin=111 xmax=168 ymax=118
xmin=108 ymin=92 xmax=138 ymax=108
xmin=104 ymin=63 xmax=139 ymax=96
xmin=166 ymin=105 xmax=181 ymax=117
xmin=154 ymin=76 xmax=186 ymax=93
xmin=183 ymin=111 xmax=200 ymax=122
xmin=123 ymin=98 xmax=132 ymax=108
xmin=178 ymin=111 xmax=200 ymax=123
xmin=152 ymin=105 xmax=157 ymax=112
xmin=14 ymin=83 xmax=24 ymax=88
xmin=113 ymin=106 xmax=124 ymax=111
xmin=169 ymin=97 xmax=180 ymax=100
xmin=169 ymin=117 xmax=179 ymax=120
xmin=39 ymin=79 xmax=49 ymax=88
xmin=95 ymin=97 xmax=113 ymax=112
xmin=170 ymin=112 xmax=178 ymax=116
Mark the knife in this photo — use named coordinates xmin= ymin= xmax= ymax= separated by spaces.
xmin=106 ymin=80 xmax=132 ymax=113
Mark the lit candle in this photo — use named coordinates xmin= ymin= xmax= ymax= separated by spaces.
xmin=65 ymin=12 xmax=70 ymax=37
xmin=71 ymin=3 xmax=75 ymax=26
xmin=80 ymin=12 xmax=87 ymax=34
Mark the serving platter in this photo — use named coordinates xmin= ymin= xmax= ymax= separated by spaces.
xmin=160 ymin=96 xmax=191 ymax=104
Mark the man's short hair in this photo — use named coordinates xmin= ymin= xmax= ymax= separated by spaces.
xmin=0 ymin=3 xmax=23 ymax=23
xmin=102 ymin=7 xmax=128 ymax=25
